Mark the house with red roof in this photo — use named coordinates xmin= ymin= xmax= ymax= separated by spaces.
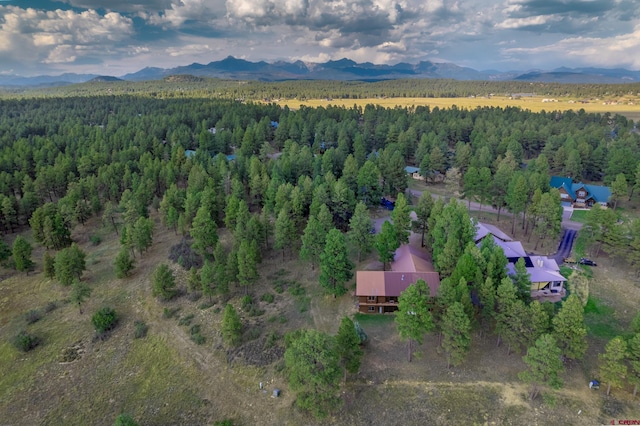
xmin=355 ymin=245 xmax=440 ymax=314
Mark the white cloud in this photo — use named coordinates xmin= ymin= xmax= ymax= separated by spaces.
xmin=0 ymin=6 xmax=133 ymax=66
xmin=495 ymin=14 xmax=561 ymax=30
xmin=501 ymin=24 xmax=640 ymax=68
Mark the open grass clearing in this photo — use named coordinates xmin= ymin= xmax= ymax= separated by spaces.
xmin=272 ymin=96 xmax=640 ymax=121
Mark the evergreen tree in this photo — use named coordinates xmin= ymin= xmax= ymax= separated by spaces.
xmin=512 ymin=257 xmax=532 ymax=303
xmin=610 ymin=173 xmax=628 ymax=210
xmin=627 ymin=333 xmax=640 ymax=398
xmin=221 ymin=304 xmax=242 ymax=347
xmin=152 ymin=264 xmax=177 ymax=300
xmin=518 ymin=334 xmax=564 ymax=400
xmin=552 ymin=294 xmax=588 ymax=361
xmin=54 ymin=244 xmax=86 ymax=286
xmin=348 ymin=202 xmax=374 ymax=262
xmin=237 ymin=239 xmax=259 ymax=295
xmin=200 ymin=260 xmax=216 ymax=302
xmin=70 ymin=279 xmax=92 ymax=314
xmin=284 ymin=329 xmax=342 ymax=418
xmin=412 ymin=191 xmax=434 ymax=247
xmin=131 ymin=216 xmax=154 ymax=254
xmin=300 ymin=216 xmax=326 ymax=270
xmin=526 ymin=301 xmax=551 ymax=348
xmin=391 ymin=192 xmax=411 ymax=246
xmin=478 ymin=276 xmax=496 ymax=335
xmin=114 ymin=247 xmax=135 ymax=278
xmin=335 ymin=316 xmax=364 ymax=382
xmin=213 ymin=242 xmax=230 ymax=296
xmin=441 ymin=302 xmax=471 ymax=368
xmin=599 ymin=336 xmax=627 ymax=396
xmin=395 ymin=279 xmax=434 ymax=362
xmin=12 ymin=235 xmax=33 ymax=274
xmin=274 ymin=206 xmax=296 ymax=261
xmin=319 ymin=229 xmax=354 ymax=296
xmin=190 ymin=205 xmax=218 ymax=257
xmin=375 ymin=220 xmax=399 ymax=270
xmin=43 ymin=251 xmax=56 ymax=279
xmin=495 ymin=278 xmax=528 ymax=354
xmin=506 ymin=173 xmax=529 ymax=235
xmin=356 ymin=160 xmax=383 ymax=207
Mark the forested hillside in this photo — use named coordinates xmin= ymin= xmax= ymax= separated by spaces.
xmin=2 ymin=93 xmax=640 ymax=424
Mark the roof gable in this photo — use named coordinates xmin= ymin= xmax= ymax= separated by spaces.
xmin=550 ymin=176 xmax=576 ymax=199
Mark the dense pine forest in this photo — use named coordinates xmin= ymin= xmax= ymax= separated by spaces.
xmin=2 ymin=91 xmax=640 ymax=425
xmin=4 ymin=77 xmax=640 ymax=100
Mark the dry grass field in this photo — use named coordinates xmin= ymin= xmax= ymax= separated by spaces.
xmin=1 ymin=208 xmax=640 ymax=425
xmin=273 ymin=96 xmax=640 ymax=122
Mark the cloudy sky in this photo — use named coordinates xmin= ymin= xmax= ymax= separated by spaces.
xmin=1 ymin=0 xmax=640 ymax=76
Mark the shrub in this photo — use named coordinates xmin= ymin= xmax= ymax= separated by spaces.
xmin=245 ymin=327 xmax=261 ymax=341
xmin=44 ymin=301 xmax=57 ymax=313
xmin=248 ymin=307 xmax=265 ymax=317
xmin=213 ymin=420 xmax=234 ymax=426
xmin=190 ymin=324 xmax=205 ymax=345
xmin=133 ymin=320 xmax=148 ymax=339
xmin=178 ymin=313 xmax=195 ymax=326
xmin=89 ymin=235 xmax=101 ymax=246
xmin=114 ymin=413 xmax=139 ymax=426
xmin=198 ymin=301 xmax=215 ymax=310
xmin=12 ymin=331 xmax=40 ymax=352
xmin=168 ymin=237 xmax=203 ymax=270
xmin=288 ymin=282 xmax=305 ymax=296
xmin=264 ymin=330 xmax=280 ymax=349
xmin=24 ymin=309 xmax=42 ymax=324
xmin=91 ymin=307 xmax=118 ymax=334
xmin=241 ymin=295 xmax=253 ymax=311
xmin=260 ymin=293 xmax=275 ymax=303
xmin=162 ymin=307 xmax=181 ymax=319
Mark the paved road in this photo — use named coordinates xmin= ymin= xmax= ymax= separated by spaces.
xmin=551 ymin=229 xmax=577 ymax=264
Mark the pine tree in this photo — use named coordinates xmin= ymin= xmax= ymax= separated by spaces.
xmin=284 ymin=329 xmax=342 ymax=418
xmin=132 ymin=216 xmax=154 ymax=255
xmin=412 ymin=191 xmax=434 ymax=247
xmin=627 ymin=333 xmax=640 ymax=398
xmin=599 ymin=336 xmax=627 ymax=396
xmin=54 ymin=244 xmax=86 ymax=286
xmin=391 ymin=193 xmax=411 ymax=246
xmin=221 ymin=304 xmax=242 ymax=347
xmin=526 ymin=301 xmax=551 ymax=348
xmin=200 ymin=260 xmax=216 ymax=302
xmin=12 ymin=235 xmax=33 ymax=274
xmin=505 ymin=173 xmax=528 ymax=235
xmin=512 ymin=257 xmax=531 ymax=303
xmin=518 ymin=334 xmax=564 ymax=400
xmin=70 ymin=279 xmax=92 ymax=314
xmin=319 ymin=229 xmax=354 ymax=296
xmin=348 ymin=202 xmax=374 ymax=262
xmin=237 ymin=239 xmax=259 ymax=295
xmin=441 ymin=302 xmax=471 ymax=368
xmin=43 ymin=251 xmax=56 ymax=279
xmin=552 ymin=294 xmax=588 ymax=361
xmin=114 ymin=247 xmax=135 ymax=278
xmin=300 ymin=216 xmax=326 ymax=270
xmin=395 ymin=279 xmax=434 ymax=362
xmin=190 ymin=205 xmax=218 ymax=257
xmin=152 ymin=264 xmax=177 ymax=301
xmin=478 ymin=276 xmax=496 ymax=335
xmin=275 ymin=206 xmax=296 ymax=261
xmin=213 ymin=242 xmax=230 ymax=296
xmin=335 ymin=316 xmax=363 ymax=382
xmin=610 ymin=173 xmax=628 ymax=210
xmin=375 ymin=221 xmax=399 ymax=271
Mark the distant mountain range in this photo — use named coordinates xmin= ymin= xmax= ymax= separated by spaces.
xmin=2 ymin=56 xmax=640 ymax=87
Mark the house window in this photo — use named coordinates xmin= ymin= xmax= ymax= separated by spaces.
xmin=578 ymin=191 xmax=586 ymax=197
xmin=367 ymin=306 xmax=375 ymax=312
xmin=560 ymin=193 xmax=568 ymax=199
xmin=367 ymin=296 xmax=376 ymax=302
xmin=388 ymin=297 xmax=396 ymax=303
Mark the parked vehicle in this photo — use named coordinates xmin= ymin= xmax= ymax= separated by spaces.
xmin=579 ymin=258 xmax=597 ymax=266
xmin=563 ymin=257 xmax=577 ymax=264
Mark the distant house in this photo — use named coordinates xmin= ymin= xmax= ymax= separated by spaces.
xmin=404 ymin=165 xmax=423 ymax=181
xmin=475 ymin=222 xmax=567 ymax=299
xmin=550 ymin=176 xmax=611 ymax=208
xmin=355 ymin=245 xmax=440 ymax=314
xmin=184 ymin=149 xmax=236 ymax=162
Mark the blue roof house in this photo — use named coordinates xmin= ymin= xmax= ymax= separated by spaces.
xmin=550 ymin=176 xmax=611 ymax=208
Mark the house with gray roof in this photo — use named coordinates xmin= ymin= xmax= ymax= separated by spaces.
xmin=550 ymin=176 xmax=611 ymax=208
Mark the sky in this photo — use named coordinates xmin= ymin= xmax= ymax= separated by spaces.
xmin=1 ymin=0 xmax=640 ymax=76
